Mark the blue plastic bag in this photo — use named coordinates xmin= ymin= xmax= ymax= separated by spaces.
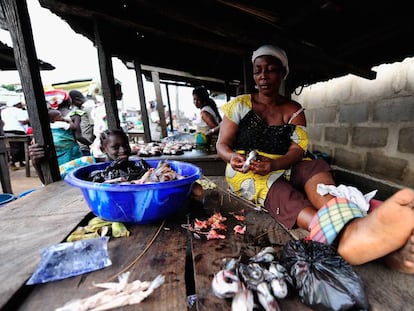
xmin=27 ymin=236 xmax=112 ymax=285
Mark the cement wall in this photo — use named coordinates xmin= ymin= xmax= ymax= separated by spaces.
xmin=292 ymin=57 xmax=414 ymax=189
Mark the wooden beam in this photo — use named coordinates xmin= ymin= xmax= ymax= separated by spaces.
xmin=1 ymin=0 xmax=60 ymax=184
xmin=94 ymin=18 xmax=120 ymax=130
xmin=133 ymin=60 xmax=151 ymax=143
xmin=151 ymin=71 xmax=168 ymax=140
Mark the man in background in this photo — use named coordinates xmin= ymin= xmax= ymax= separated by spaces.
xmin=69 ymin=90 xmax=95 ymax=156
xmin=1 ymin=98 xmax=29 ymax=170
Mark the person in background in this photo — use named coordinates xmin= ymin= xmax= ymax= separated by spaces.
xmin=48 ymin=107 xmax=83 ymax=166
xmin=192 ymin=86 xmax=222 ymax=137
xmin=45 ymin=89 xmax=93 ymax=159
xmin=216 ymin=44 xmax=414 ymax=273
xmin=29 ymin=128 xmax=131 ymax=184
xmin=69 ymin=90 xmax=95 ymax=156
xmin=1 ymin=98 xmax=30 ymax=170
xmin=48 ymin=109 xmax=73 ymax=129
xmin=90 ymin=81 xmax=124 ymax=158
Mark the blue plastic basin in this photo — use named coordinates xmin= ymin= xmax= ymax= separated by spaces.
xmin=65 ymin=160 xmax=202 ymax=224
xmin=0 ymin=193 xmax=15 ymax=206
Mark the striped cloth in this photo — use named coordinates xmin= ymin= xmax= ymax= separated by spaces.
xmin=59 ymin=156 xmax=96 ymax=179
xmin=308 ymin=197 xmax=365 ymax=245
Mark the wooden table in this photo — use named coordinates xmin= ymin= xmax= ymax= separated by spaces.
xmin=0 ymin=177 xmax=413 ymax=311
xmin=127 ymin=130 xmax=145 ymax=143
xmin=0 ymin=134 xmax=32 ymax=177
xmin=131 ymin=149 xmax=226 ymax=176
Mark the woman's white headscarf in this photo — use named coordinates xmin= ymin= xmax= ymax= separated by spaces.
xmin=252 ymin=45 xmax=289 ymax=79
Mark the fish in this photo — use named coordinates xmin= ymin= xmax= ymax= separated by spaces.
xmin=249 ymin=246 xmax=276 ymax=263
xmin=270 ymin=277 xmax=288 ymax=299
xmin=238 ymin=263 xmax=265 ymax=290
xmin=231 ymin=288 xmax=254 ymax=311
xmin=242 ymin=150 xmax=258 ymax=172
xmin=268 ymin=262 xmax=291 ymax=299
xmin=256 ymin=282 xmax=281 ymax=311
xmin=211 ymin=269 xmax=242 ymax=299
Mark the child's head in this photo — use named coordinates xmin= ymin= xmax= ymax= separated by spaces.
xmin=48 ymin=109 xmax=63 ymax=123
xmin=99 ymin=128 xmax=131 ymax=160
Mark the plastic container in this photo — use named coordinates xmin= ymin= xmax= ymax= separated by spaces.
xmin=65 ymin=160 xmax=202 ymax=224
xmin=0 ymin=193 xmax=16 ymax=206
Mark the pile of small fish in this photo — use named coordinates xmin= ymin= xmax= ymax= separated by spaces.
xmin=87 ymin=159 xmax=184 ymax=184
xmin=56 ymin=272 xmax=165 ymax=311
xmin=212 ymin=246 xmax=292 ymax=311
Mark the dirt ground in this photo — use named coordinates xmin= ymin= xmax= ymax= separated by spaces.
xmin=5 ymin=162 xmax=43 ymax=197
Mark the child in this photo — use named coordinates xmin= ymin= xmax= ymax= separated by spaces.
xmin=48 ymin=109 xmax=73 ymax=131
xmin=98 ymin=128 xmax=132 ymax=161
xmin=29 ymin=128 xmax=131 ymax=184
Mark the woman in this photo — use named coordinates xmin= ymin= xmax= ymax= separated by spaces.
xmin=216 ymin=44 xmax=414 ymax=273
xmin=44 ymin=90 xmax=84 ymax=165
xmin=192 ymin=86 xmax=222 ymax=137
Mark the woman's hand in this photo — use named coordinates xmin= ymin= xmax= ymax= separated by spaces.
xmin=249 ymin=156 xmax=274 ymax=176
xmin=28 ymin=143 xmax=46 ymax=164
xmin=229 ymin=153 xmax=246 ymax=172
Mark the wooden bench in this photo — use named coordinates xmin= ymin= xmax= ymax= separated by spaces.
xmin=0 ymin=177 xmax=413 ymax=310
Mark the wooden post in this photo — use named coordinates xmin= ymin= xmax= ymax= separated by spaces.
xmin=1 ymin=0 xmax=60 ymax=184
xmin=164 ymin=84 xmax=174 ymax=133
xmin=151 ymin=71 xmax=168 ymax=139
xmin=94 ymin=18 xmax=120 ymax=131
xmin=133 ymin=60 xmax=152 ymax=143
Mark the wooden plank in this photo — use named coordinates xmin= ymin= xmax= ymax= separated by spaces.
xmin=17 ymin=221 xmax=188 ymax=311
xmin=1 ymin=0 xmax=60 ymax=184
xmin=190 ymin=176 xmax=414 ymax=310
xmin=0 ymin=181 xmax=91 ymax=309
xmin=354 ymin=262 xmax=414 ymax=310
xmin=190 ymin=177 xmax=309 ymax=310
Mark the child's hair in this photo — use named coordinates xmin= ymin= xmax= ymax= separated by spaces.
xmin=48 ymin=109 xmax=63 ymax=123
xmin=99 ymin=128 xmax=129 ymax=146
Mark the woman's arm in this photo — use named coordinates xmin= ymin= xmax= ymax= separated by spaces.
xmin=216 ymin=116 xmax=246 ymax=172
xmin=201 ymin=110 xmax=219 ymax=130
xmin=28 ymin=143 xmax=46 ymax=184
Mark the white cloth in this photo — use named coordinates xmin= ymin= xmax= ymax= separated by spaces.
xmin=1 ymin=106 xmax=28 ymax=132
xmin=317 ymin=183 xmax=378 ymax=213
xmin=50 ymin=120 xmax=70 ymax=130
xmin=193 ymin=106 xmax=220 ymax=133
xmin=251 ymin=45 xmax=289 ymax=79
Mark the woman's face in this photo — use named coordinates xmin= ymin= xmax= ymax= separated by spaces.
xmin=101 ymin=134 xmax=131 ymax=160
xmin=193 ymin=94 xmax=204 ymax=109
xmin=253 ymin=55 xmax=285 ymax=95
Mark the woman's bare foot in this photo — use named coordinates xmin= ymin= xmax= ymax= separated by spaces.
xmin=337 ymin=188 xmax=414 ymax=272
xmin=382 ymin=230 xmax=414 ymax=274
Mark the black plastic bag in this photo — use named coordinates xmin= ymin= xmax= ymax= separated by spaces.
xmin=279 ymin=239 xmax=369 ymax=311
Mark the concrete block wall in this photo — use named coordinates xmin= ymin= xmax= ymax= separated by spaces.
xmin=292 ymin=57 xmax=414 ymax=188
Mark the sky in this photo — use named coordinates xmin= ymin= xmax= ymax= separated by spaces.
xmin=0 ymin=0 xmax=199 ymax=117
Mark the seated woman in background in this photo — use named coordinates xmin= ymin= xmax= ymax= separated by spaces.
xmin=192 ymin=86 xmax=222 ymax=140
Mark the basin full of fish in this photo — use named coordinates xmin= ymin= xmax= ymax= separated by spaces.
xmin=212 ymin=246 xmax=292 ymax=311
xmin=87 ymin=158 xmax=184 ymax=184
